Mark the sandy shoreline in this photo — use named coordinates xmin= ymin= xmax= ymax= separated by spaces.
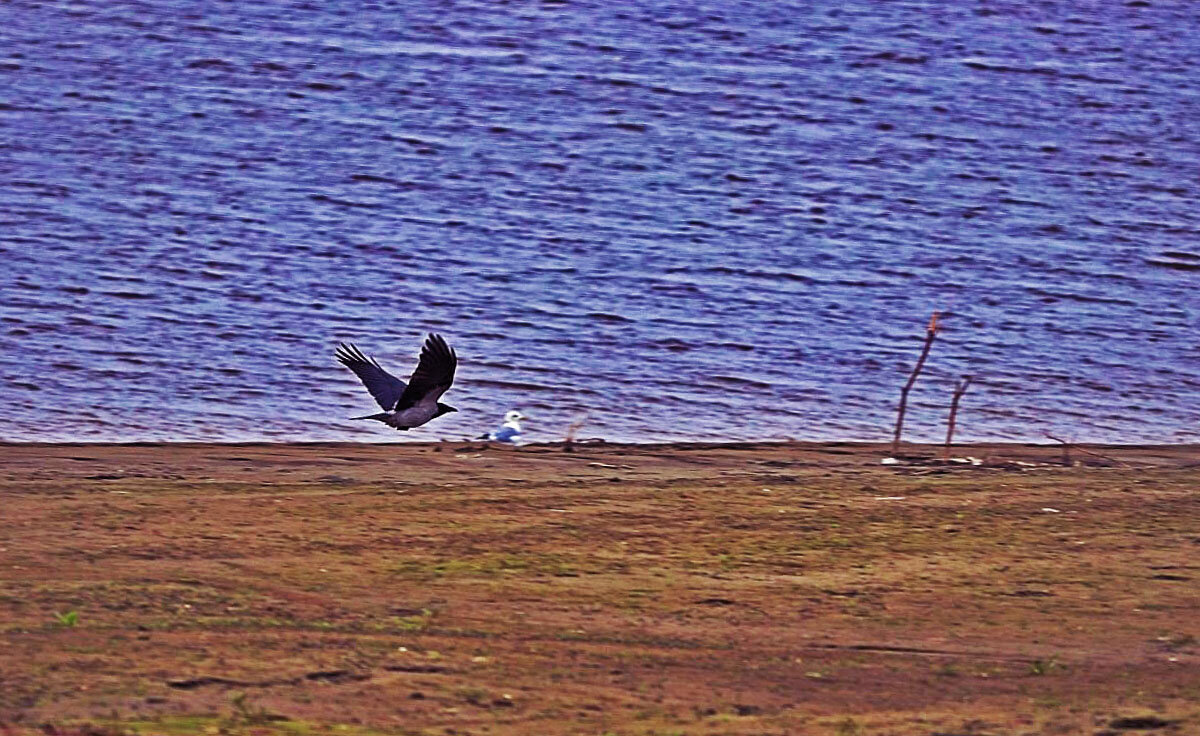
xmin=2 ymin=441 xmax=1198 ymax=734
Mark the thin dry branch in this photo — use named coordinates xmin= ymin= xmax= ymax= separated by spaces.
xmin=563 ymin=413 xmax=588 ymax=452
xmin=942 ymin=374 xmax=974 ymax=459
xmin=1044 ymin=432 xmax=1073 ymax=466
xmin=1044 ymin=431 xmax=1130 ymax=467
xmin=891 ymin=311 xmax=940 ymax=456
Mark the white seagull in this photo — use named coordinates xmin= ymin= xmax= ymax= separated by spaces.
xmin=479 ymin=410 xmax=526 ymax=444
xmin=335 ymin=334 xmax=458 ymax=431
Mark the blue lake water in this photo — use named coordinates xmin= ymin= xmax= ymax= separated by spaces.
xmin=2 ymin=0 xmax=1198 ymax=444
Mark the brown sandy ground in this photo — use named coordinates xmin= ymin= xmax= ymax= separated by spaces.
xmin=0 ymin=441 xmax=1197 ymax=736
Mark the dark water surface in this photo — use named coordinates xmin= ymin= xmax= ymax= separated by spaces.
xmin=2 ymin=1 xmax=1198 ymax=443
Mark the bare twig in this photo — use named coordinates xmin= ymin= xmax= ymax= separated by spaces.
xmin=942 ymin=375 xmax=974 ymax=459
xmin=891 ymin=312 xmax=940 ymax=456
xmin=1044 ymin=431 xmax=1130 ymax=467
xmin=564 ymin=413 xmax=587 ymax=453
xmin=1044 ymin=432 xmax=1072 ymax=466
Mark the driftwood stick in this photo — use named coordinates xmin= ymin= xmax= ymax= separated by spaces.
xmin=891 ymin=312 xmax=940 ymax=456
xmin=1044 ymin=432 xmax=1072 ymax=466
xmin=563 ymin=413 xmax=587 ymax=453
xmin=1044 ymin=432 xmax=1130 ymax=467
xmin=942 ymin=375 xmax=974 ymax=459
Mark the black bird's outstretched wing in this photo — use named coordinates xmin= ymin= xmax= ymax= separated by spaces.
xmin=396 ymin=333 xmax=457 ymax=410
xmin=335 ymin=342 xmax=407 ymax=410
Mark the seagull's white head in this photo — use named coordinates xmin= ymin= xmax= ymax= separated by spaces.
xmin=503 ymin=410 xmax=526 ymax=424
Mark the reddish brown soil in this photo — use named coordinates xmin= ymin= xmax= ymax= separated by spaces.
xmin=0 ymin=441 xmax=1197 ymax=735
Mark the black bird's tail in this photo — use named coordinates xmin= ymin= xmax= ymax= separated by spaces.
xmin=351 ymin=412 xmax=390 ymax=422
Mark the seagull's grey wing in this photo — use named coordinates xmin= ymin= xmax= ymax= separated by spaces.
xmin=396 ymin=333 xmax=457 ymax=409
xmin=491 ymin=426 xmax=520 ymax=442
xmin=335 ymin=342 xmax=407 ymax=410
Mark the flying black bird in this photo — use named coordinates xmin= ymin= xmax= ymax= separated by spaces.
xmin=335 ymin=334 xmax=458 ymax=430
